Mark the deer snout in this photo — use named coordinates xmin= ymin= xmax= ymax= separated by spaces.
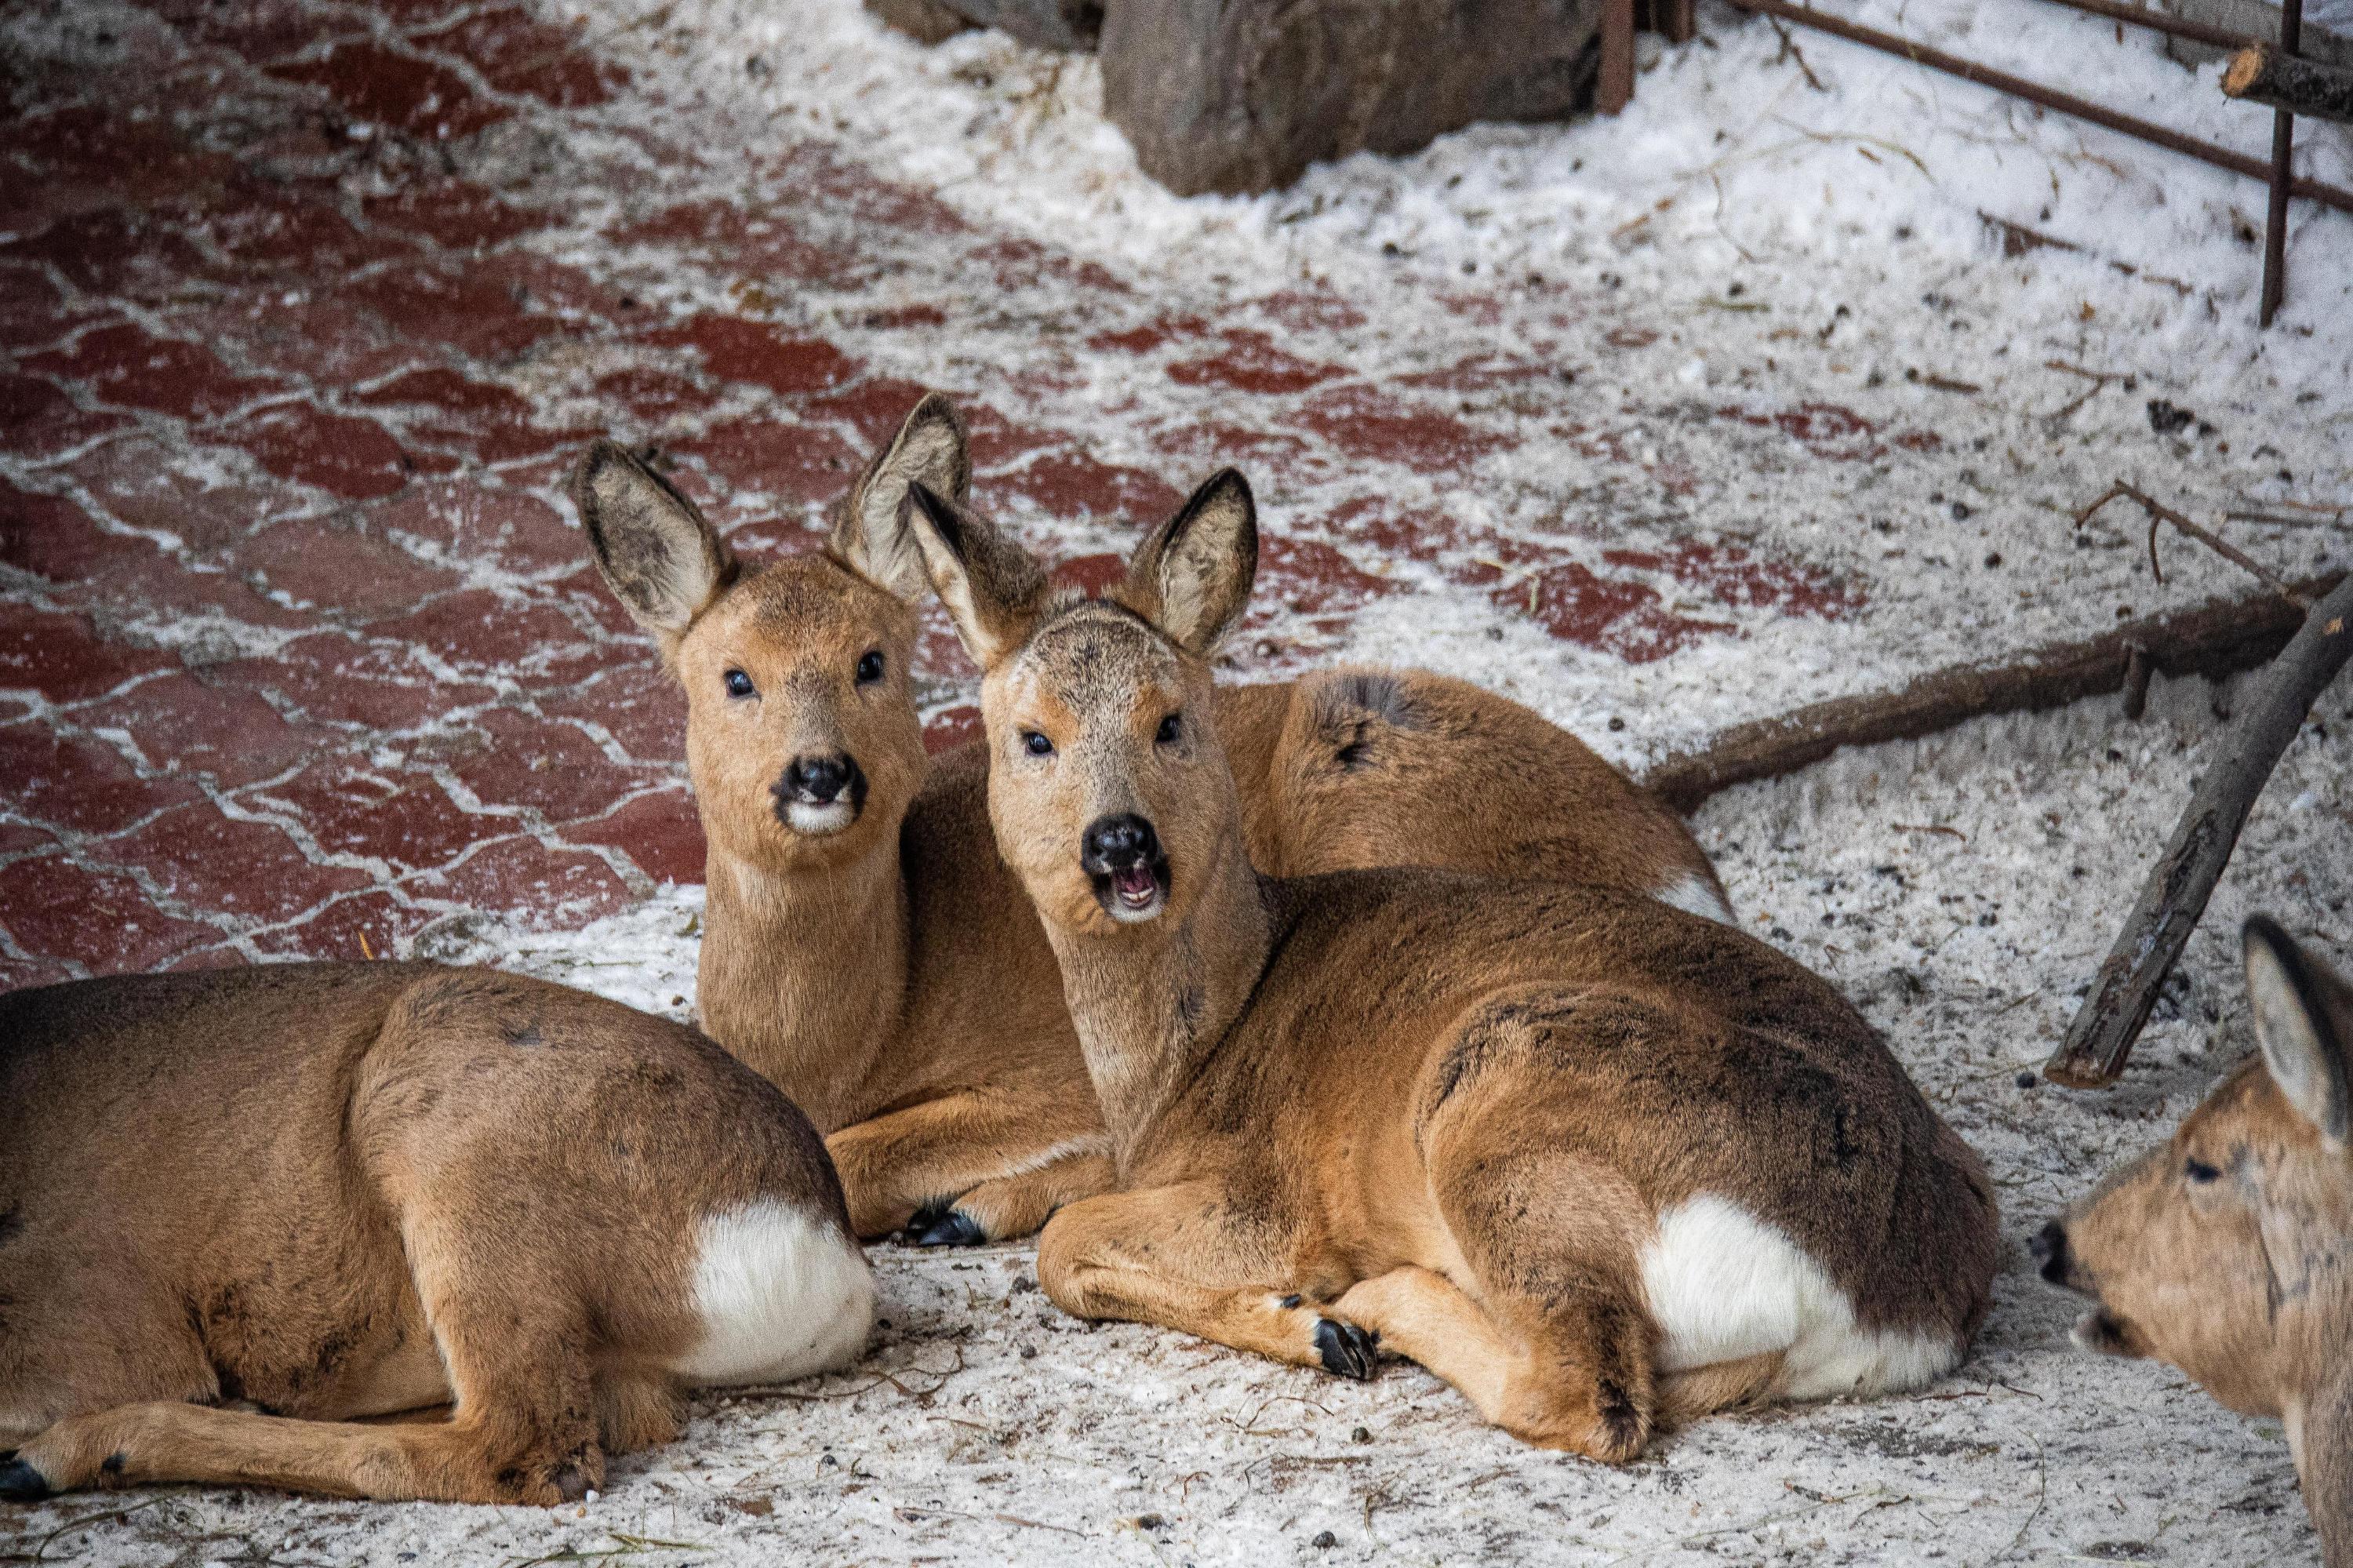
xmin=772 ymin=754 xmax=866 ymax=835
xmin=1082 ymin=813 xmax=1159 ymax=873
xmin=786 ymin=755 xmax=855 ymax=803
xmin=1081 ymin=813 xmax=1169 ymax=923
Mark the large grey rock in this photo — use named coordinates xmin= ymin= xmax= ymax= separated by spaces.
xmin=1103 ymin=0 xmax=1601 ymax=196
xmin=945 ymin=0 xmax=1103 ymax=49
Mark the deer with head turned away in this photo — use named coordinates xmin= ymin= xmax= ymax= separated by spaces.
xmin=0 ymin=962 xmax=871 ymax=1504
xmin=571 ymin=395 xmax=1730 ymax=1247
xmin=897 ymin=470 xmax=2000 ymax=1456
xmin=2037 ymin=915 xmax=2353 ymax=1566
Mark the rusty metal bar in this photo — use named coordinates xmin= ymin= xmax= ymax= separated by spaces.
xmin=1599 ymin=0 xmax=1635 ymax=114
xmin=2037 ymin=0 xmax=2257 ymax=51
xmin=2260 ymin=0 xmax=2305 ymax=325
xmin=1725 ymin=0 xmax=2353 ymax=218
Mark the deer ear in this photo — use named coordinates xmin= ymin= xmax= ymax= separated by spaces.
xmin=831 ymin=392 xmax=969 ymax=603
xmin=1119 ymin=468 xmax=1258 ymax=657
xmin=571 ymin=441 xmax=734 ymax=647
xmin=2246 ymin=916 xmax=2351 ymax=1147
xmin=899 ymin=483 xmax=1048 ymax=669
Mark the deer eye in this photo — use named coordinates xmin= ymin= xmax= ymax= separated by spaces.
xmin=856 ymin=649 xmax=886 ymax=686
xmin=723 ymin=669 xmax=756 ymax=699
xmin=1020 ymin=730 xmax=1055 ymax=759
xmin=1155 ymin=711 xmax=1183 ymax=746
xmin=2184 ymin=1158 xmax=2221 ymax=1185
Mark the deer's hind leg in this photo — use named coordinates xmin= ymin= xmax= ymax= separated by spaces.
xmin=0 ymin=1244 xmax=610 ymax=1505
xmin=0 ymin=1398 xmax=591 ymax=1504
xmin=1366 ymin=991 xmax=1670 ymax=1461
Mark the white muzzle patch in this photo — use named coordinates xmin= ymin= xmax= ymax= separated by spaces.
xmin=785 ymin=799 xmax=857 ymax=836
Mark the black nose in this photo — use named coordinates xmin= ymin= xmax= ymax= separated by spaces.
xmin=784 ymin=755 xmax=854 ymax=803
xmin=1082 ymin=813 xmax=1160 ymax=873
xmin=2031 ymin=1218 xmax=2070 ymax=1285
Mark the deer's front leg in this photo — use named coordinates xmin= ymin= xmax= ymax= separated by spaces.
xmin=824 ymin=1088 xmax=1107 ymax=1242
xmin=2292 ymin=1365 xmax=2353 ymax=1568
xmin=1035 ymin=1185 xmax=1381 ymax=1379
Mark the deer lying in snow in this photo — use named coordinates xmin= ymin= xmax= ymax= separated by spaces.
xmin=2037 ymin=916 xmax=2353 ymax=1566
xmin=573 ymin=395 xmax=1729 ymax=1246
xmin=0 ymin=963 xmax=871 ymax=1504
xmin=898 ymin=471 xmax=1998 ymax=1456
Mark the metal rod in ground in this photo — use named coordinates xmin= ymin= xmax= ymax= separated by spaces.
xmin=2042 ymin=573 xmax=2353 ymax=1088
xmin=1599 ymin=0 xmax=1635 ymax=113
xmin=2260 ymin=0 xmax=2305 ymax=326
xmin=2036 ymin=0 xmax=2256 ymax=52
xmin=1722 ymin=0 xmax=2353 ymax=219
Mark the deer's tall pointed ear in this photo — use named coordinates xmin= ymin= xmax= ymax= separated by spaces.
xmin=831 ymin=392 xmax=969 ymax=603
xmin=2246 ymin=915 xmax=2352 ymax=1148
xmin=899 ymin=483 xmax=1047 ymax=670
xmin=1118 ymin=467 xmax=1258 ymax=657
xmin=570 ymin=441 xmax=735 ymax=651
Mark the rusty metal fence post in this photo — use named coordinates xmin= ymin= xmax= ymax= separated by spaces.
xmin=2260 ymin=0 xmax=2307 ymax=325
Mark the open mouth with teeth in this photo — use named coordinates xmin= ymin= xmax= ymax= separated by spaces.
xmin=1093 ymin=860 xmax=1169 ymax=922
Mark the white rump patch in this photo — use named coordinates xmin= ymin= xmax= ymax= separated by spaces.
xmin=1653 ymin=871 xmax=1733 ymax=924
xmin=1639 ymin=1194 xmax=1956 ymax=1402
xmin=673 ymin=1198 xmax=875 ymax=1387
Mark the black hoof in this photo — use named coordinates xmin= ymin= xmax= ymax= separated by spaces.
xmin=0 ymin=1457 xmax=51 ymax=1502
xmin=914 ymin=1208 xmax=987 ymax=1248
xmin=550 ymin=1462 xmax=591 ymax=1504
xmin=1313 ymin=1319 xmax=1380 ymax=1381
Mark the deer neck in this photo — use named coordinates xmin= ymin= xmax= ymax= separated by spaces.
xmin=696 ymin=838 xmax=910 ymax=1135
xmin=1044 ymin=818 xmax=1271 ymax=1172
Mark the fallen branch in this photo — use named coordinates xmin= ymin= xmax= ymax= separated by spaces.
xmin=1643 ymin=573 xmax=2343 ymax=813
xmin=2045 ymin=574 xmax=2353 ymax=1086
xmin=1769 ymin=17 xmax=1827 ymax=90
xmin=2228 ymin=505 xmax=2349 ymax=530
xmin=2041 ymin=358 xmax=2133 ymax=424
xmin=2224 ymin=45 xmax=2353 ymax=129
xmin=2078 ymin=481 xmax=2311 ymax=606
xmin=1906 ymin=368 xmax=1981 ymax=394
xmin=1982 ymin=213 xmax=2082 ymax=259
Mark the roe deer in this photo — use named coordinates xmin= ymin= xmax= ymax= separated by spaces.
xmin=900 ymin=472 xmax=1998 ymax=1456
xmin=573 ymin=396 xmax=1728 ymax=1246
xmin=2036 ymin=916 xmax=2353 ymax=1566
xmin=0 ymin=963 xmax=871 ymax=1504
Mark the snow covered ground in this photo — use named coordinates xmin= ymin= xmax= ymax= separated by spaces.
xmin=28 ymin=675 xmax=2347 ymax=1566
xmin=9 ymin=0 xmax=2349 ymax=1563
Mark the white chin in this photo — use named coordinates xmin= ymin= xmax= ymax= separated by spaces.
xmin=1108 ymin=890 xmax=1165 ymax=924
xmin=785 ymin=801 xmax=856 ymax=836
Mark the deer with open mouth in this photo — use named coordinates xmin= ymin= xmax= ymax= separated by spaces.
xmin=573 ymin=395 xmax=1732 ymax=1248
xmin=898 ymin=469 xmax=1999 ymax=1457
xmin=2036 ymin=916 xmax=2353 ymax=1566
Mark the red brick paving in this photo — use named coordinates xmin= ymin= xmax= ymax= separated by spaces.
xmin=0 ymin=0 xmax=1878 ymax=986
